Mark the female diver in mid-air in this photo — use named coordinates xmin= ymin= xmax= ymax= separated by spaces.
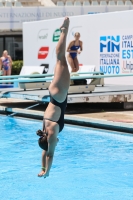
xmin=36 ymin=17 xmax=70 ymax=178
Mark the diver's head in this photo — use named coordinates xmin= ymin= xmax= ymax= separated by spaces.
xmin=36 ymin=130 xmax=48 ymax=151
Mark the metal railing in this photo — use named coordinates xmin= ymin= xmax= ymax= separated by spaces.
xmin=0 ymin=71 xmax=103 ymax=80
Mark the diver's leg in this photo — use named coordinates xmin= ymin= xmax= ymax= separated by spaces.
xmin=49 ymin=17 xmax=70 ymax=102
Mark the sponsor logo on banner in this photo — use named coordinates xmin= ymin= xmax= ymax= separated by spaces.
xmin=38 ymin=47 xmax=49 ymax=59
xmin=121 ymin=34 xmax=133 ymax=73
xmin=99 ymin=32 xmax=133 ymax=74
xmin=37 ymin=29 xmax=48 ymax=40
xmin=53 ymin=29 xmax=61 ymax=42
xmin=99 ymin=35 xmax=120 ymax=74
xmin=122 ymin=60 xmax=133 ymax=73
xmin=40 ymin=64 xmax=49 ymax=74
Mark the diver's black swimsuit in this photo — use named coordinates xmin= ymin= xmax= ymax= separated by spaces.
xmin=43 ymin=94 xmax=67 ymax=133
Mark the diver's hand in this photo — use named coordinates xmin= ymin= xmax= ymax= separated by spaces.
xmin=36 ymin=129 xmax=45 ymax=137
xmin=43 ymin=172 xmax=49 ymax=179
xmin=38 ymin=170 xmax=45 ymax=177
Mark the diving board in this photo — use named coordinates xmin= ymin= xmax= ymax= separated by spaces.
xmin=13 ymin=65 xmax=103 ymax=92
xmin=0 ymin=73 xmax=133 ymax=104
xmin=0 ymin=85 xmax=133 ymax=104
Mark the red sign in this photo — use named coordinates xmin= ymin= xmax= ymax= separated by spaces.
xmin=38 ymin=47 xmax=49 ymax=59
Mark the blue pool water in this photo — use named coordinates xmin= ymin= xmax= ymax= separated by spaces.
xmin=0 ymin=116 xmax=133 ymax=200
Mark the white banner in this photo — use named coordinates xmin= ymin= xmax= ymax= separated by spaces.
xmin=23 ymin=10 xmax=133 ymax=85
xmin=0 ymin=6 xmax=133 ymax=30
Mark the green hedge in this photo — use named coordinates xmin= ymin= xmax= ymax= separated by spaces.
xmin=12 ymin=60 xmax=23 ymax=75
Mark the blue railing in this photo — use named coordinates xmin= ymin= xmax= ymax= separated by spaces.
xmin=0 ymin=71 xmax=103 ymax=80
xmin=0 ymin=72 xmax=133 ymax=83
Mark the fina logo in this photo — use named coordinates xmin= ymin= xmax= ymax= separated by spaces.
xmin=100 ymin=36 xmax=120 ymax=53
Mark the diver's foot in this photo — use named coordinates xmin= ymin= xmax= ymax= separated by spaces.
xmin=60 ymin=17 xmax=69 ymax=32
xmin=38 ymin=170 xmax=45 ymax=177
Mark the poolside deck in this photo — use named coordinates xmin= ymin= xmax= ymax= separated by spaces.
xmin=0 ymin=97 xmax=133 ymax=133
xmin=0 ymin=83 xmax=133 ymax=133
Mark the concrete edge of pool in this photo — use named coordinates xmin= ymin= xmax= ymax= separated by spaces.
xmin=0 ymin=105 xmax=133 ymax=133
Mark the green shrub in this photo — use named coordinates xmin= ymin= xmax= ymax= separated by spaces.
xmin=12 ymin=60 xmax=23 ymax=75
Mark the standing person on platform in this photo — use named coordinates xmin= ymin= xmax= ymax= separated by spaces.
xmin=1 ymin=50 xmax=12 ymax=76
xmin=67 ymin=32 xmax=83 ymax=72
xmin=36 ymin=17 xmax=70 ymax=178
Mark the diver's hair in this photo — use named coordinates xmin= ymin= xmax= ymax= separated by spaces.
xmin=74 ymin=32 xmax=80 ymax=37
xmin=36 ymin=130 xmax=48 ymax=151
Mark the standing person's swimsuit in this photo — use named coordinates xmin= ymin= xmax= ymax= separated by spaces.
xmin=69 ymin=41 xmax=80 ymax=59
xmin=43 ymin=94 xmax=67 ymax=133
xmin=2 ymin=58 xmax=10 ymax=71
